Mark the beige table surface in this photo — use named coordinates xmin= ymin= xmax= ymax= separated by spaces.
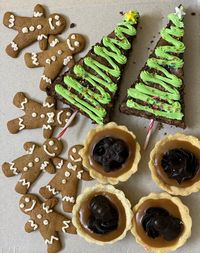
xmin=0 ymin=0 xmax=200 ymax=252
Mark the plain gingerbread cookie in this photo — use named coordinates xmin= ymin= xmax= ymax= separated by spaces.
xmin=3 ymin=4 xmax=66 ymax=58
xmin=19 ymin=194 xmax=76 ymax=253
xmin=2 ymin=138 xmax=63 ymax=194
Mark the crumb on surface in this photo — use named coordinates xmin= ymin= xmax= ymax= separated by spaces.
xmin=119 ymin=11 xmax=124 ymax=15
xmin=150 ymin=40 xmax=154 ymax=43
xmin=70 ymin=23 xmax=76 ymax=28
xmin=191 ymin=12 xmax=196 ymax=16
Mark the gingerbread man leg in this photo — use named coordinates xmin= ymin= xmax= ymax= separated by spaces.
xmin=39 ymin=184 xmax=59 ymax=199
xmin=61 ymin=186 xmax=77 ymax=213
xmin=55 ymin=215 xmax=76 ymax=235
xmin=2 ymin=162 xmax=20 ymax=177
xmin=40 ymin=229 xmax=61 ymax=253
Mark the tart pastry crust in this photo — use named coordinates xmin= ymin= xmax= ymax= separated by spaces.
xmin=131 ymin=192 xmax=192 ymax=253
xmin=149 ymin=133 xmax=200 ymax=196
xmin=72 ymin=184 xmax=133 ymax=245
xmin=80 ymin=122 xmax=141 ymax=184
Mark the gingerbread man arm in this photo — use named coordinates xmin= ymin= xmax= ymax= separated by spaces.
xmin=25 ymin=219 xmax=39 ymax=233
xmin=81 ymin=168 xmax=93 ymax=181
xmin=48 ymin=35 xmax=60 ymax=48
xmin=23 ymin=142 xmax=40 ymax=152
xmin=45 ymin=160 xmax=56 ymax=174
xmin=24 ymin=52 xmax=43 ymax=68
xmin=44 ymin=197 xmax=59 ymax=209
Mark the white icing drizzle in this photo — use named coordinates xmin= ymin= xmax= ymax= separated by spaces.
xmin=19 ymin=98 xmax=28 ymax=110
xmin=8 ymin=14 xmax=15 ymax=28
xmin=43 ymin=101 xmax=54 ymax=108
xmin=50 ymin=38 xmax=59 ymax=47
xmin=19 ymin=117 xmax=25 ymax=130
xmin=45 ymin=236 xmax=59 ymax=245
xmin=48 ymin=18 xmax=55 ymax=30
xmin=41 ymin=75 xmax=52 ymax=84
xmin=11 ymin=41 xmax=18 ymax=51
xmin=67 ymin=39 xmax=75 ymax=51
xmin=62 ymin=220 xmax=70 ymax=233
xmin=63 ymin=56 xmax=73 ymax=66
xmin=74 ymin=41 xmax=80 ymax=47
xmin=27 ymin=144 xmax=35 ymax=154
xmin=57 ymin=110 xmax=63 ymax=125
xmin=28 ymin=219 xmax=38 ymax=230
xmin=46 ymin=185 xmax=59 ymax=195
xmin=22 ymin=27 xmax=28 ymax=33
xmin=62 ymin=196 xmax=75 ymax=203
xmin=67 ymin=162 xmax=77 ymax=171
xmin=77 ymin=170 xmax=83 ymax=179
xmin=37 ymin=34 xmax=47 ymax=41
xmin=42 ymin=203 xmax=53 ymax=213
xmin=31 ymin=53 xmax=39 ymax=66
xmin=47 ymin=112 xmax=55 ymax=124
xmin=33 ymin=11 xmax=43 ymax=17
xmin=43 ymin=124 xmax=52 ymax=130
xmin=9 ymin=162 xmax=19 ymax=175
xmin=19 ymin=179 xmax=31 ymax=189
xmin=69 ymin=155 xmax=81 ymax=163
xmin=29 ymin=26 xmax=35 ymax=32
xmin=56 ymin=159 xmax=63 ymax=169
xmin=40 ymin=161 xmax=49 ymax=171
xmin=24 ymin=200 xmax=36 ymax=212
xmin=43 ymin=145 xmax=55 ymax=157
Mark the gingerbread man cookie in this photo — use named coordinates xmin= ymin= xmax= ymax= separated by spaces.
xmin=2 ymin=138 xmax=63 ymax=194
xmin=40 ymin=145 xmax=92 ymax=212
xmin=24 ymin=33 xmax=86 ymax=91
xmin=7 ymin=92 xmax=74 ymax=138
xmin=3 ymin=4 xmax=66 ymax=58
xmin=19 ymin=194 xmax=76 ymax=253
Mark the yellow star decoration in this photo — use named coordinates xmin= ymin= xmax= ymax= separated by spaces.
xmin=124 ymin=10 xmax=138 ymax=23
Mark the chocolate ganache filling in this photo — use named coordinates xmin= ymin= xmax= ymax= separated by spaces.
xmin=161 ymin=148 xmax=199 ymax=184
xmin=142 ymin=207 xmax=183 ymax=241
xmin=92 ymin=137 xmax=129 ymax=172
xmin=87 ymin=195 xmax=119 ymax=234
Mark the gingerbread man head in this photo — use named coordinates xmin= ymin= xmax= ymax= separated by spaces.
xmin=66 ymin=33 xmax=86 ymax=54
xmin=42 ymin=138 xmax=63 ymax=158
xmin=47 ymin=14 xmax=66 ymax=34
xmin=19 ymin=194 xmax=39 ymax=215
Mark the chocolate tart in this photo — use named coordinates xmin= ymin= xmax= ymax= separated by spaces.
xmin=131 ymin=192 xmax=192 ymax=253
xmin=72 ymin=184 xmax=133 ymax=245
xmin=149 ymin=133 xmax=200 ymax=196
xmin=80 ymin=122 xmax=141 ymax=184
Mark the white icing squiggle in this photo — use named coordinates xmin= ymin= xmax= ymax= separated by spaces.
xmin=77 ymin=170 xmax=83 ymax=179
xmin=42 ymin=203 xmax=53 ymax=213
xmin=50 ymin=38 xmax=59 ymax=47
xmin=20 ymin=98 xmax=28 ymax=110
xmin=63 ymin=56 xmax=73 ymax=66
xmin=28 ymin=219 xmax=38 ymax=230
xmin=27 ymin=144 xmax=35 ymax=154
xmin=70 ymin=155 xmax=81 ymax=163
xmin=33 ymin=11 xmax=43 ymax=17
xmin=9 ymin=162 xmax=19 ymax=175
xmin=19 ymin=179 xmax=31 ymax=189
xmin=41 ymin=75 xmax=52 ymax=84
xmin=47 ymin=112 xmax=55 ymax=124
xmin=19 ymin=117 xmax=25 ymax=130
xmin=24 ymin=200 xmax=36 ymax=212
xmin=46 ymin=185 xmax=59 ymax=195
xmin=67 ymin=39 xmax=75 ymax=51
xmin=43 ymin=101 xmax=54 ymax=108
xmin=67 ymin=162 xmax=77 ymax=171
xmin=45 ymin=236 xmax=59 ymax=245
xmin=8 ymin=14 xmax=15 ymax=28
xmin=11 ymin=41 xmax=18 ymax=51
xmin=56 ymin=159 xmax=63 ymax=169
xmin=42 ymin=124 xmax=52 ymax=130
xmin=40 ymin=161 xmax=49 ymax=171
xmin=62 ymin=220 xmax=70 ymax=233
xmin=37 ymin=34 xmax=47 ymax=41
xmin=62 ymin=195 xmax=75 ymax=203
xmin=57 ymin=110 xmax=63 ymax=125
xmin=31 ymin=53 xmax=39 ymax=66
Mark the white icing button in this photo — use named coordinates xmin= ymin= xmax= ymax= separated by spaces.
xmin=43 ymin=219 xmax=49 ymax=225
xmin=71 ymin=34 xmax=76 ymax=39
xmin=22 ymin=27 xmax=28 ymax=33
xmin=57 ymin=50 xmax=62 ymax=55
xmin=25 ymin=198 xmax=30 ymax=203
xmin=66 ymin=112 xmax=71 ymax=117
xmin=34 ymin=157 xmax=40 ymax=162
xmin=23 ymin=167 xmax=28 ymax=171
xmin=37 ymin=25 xmax=42 ymax=29
xmin=40 ymin=114 xmax=45 ymax=118
xmin=49 ymin=141 xmax=54 ymax=146
xmin=55 ymin=15 xmax=60 ymax=20
xmin=28 ymin=162 xmax=33 ymax=168
xmin=37 ymin=214 xmax=42 ymax=219
xmin=20 ymin=203 xmax=25 ymax=208
xmin=62 ymin=179 xmax=67 ymax=184
xmin=32 ymin=112 xmax=37 ymax=117
xmin=51 ymin=56 xmax=56 ymax=61
xmin=65 ymin=171 xmax=70 ymax=177
xmin=29 ymin=26 xmax=35 ymax=32
xmin=72 ymin=148 xmax=76 ymax=153
xmin=46 ymin=59 xmax=51 ymax=64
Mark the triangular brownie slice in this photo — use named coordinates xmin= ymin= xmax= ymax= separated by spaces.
xmin=48 ymin=11 xmax=139 ymax=124
xmin=120 ymin=6 xmax=186 ymax=128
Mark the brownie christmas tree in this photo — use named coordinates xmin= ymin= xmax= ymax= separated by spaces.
xmin=120 ymin=6 xmax=186 ymax=128
xmin=48 ymin=11 xmax=139 ymax=124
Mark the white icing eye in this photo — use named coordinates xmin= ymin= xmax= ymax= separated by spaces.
xmin=20 ymin=203 xmax=25 ymax=208
xmin=71 ymin=34 xmax=76 ymax=39
xmin=37 ymin=25 xmax=42 ymax=30
xmin=23 ymin=167 xmax=28 ymax=172
xmin=72 ymin=148 xmax=77 ymax=153
xmin=43 ymin=219 xmax=49 ymax=225
xmin=34 ymin=157 xmax=40 ymax=162
xmin=40 ymin=114 xmax=45 ymax=118
xmin=25 ymin=198 xmax=30 ymax=203
xmin=32 ymin=112 xmax=37 ymax=117
xmin=66 ymin=112 xmax=71 ymax=117
xmin=55 ymin=15 xmax=60 ymax=20
xmin=49 ymin=141 xmax=54 ymax=146
xmin=65 ymin=171 xmax=70 ymax=177
xmin=62 ymin=179 xmax=67 ymax=184
xmin=56 ymin=21 xmax=61 ymax=26
xmin=29 ymin=26 xmax=35 ymax=32
xmin=28 ymin=162 xmax=33 ymax=167
xmin=74 ymin=41 xmax=80 ymax=47
xmin=57 ymin=50 xmax=62 ymax=55
xmin=37 ymin=214 xmax=42 ymax=219
xmin=54 ymin=147 xmax=58 ymax=151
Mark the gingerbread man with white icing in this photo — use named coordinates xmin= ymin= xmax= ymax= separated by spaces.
xmin=19 ymin=194 xmax=76 ymax=253
xmin=24 ymin=33 xmax=86 ymax=91
xmin=2 ymin=138 xmax=63 ymax=194
xmin=3 ymin=4 xmax=66 ymax=58
xmin=7 ymin=92 xmax=74 ymax=138
xmin=40 ymin=145 xmax=92 ymax=212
